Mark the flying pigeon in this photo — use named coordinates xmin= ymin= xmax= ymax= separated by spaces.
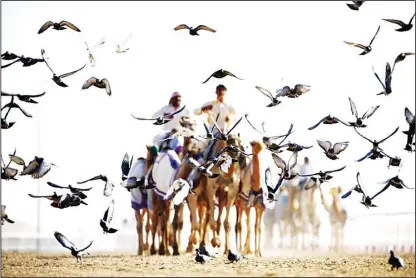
xmin=174 ymin=24 xmax=216 ymax=36
xmin=392 ymin=52 xmax=415 ymax=73
xmin=354 ymin=127 xmax=399 ymax=162
xmin=131 ymin=105 xmax=186 ymax=125
xmin=100 ymin=200 xmax=118 ymax=234
xmin=20 ymin=156 xmax=58 ymax=179
xmin=210 ymin=115 xmax=244 ymax=141
xmin=47 ymin=181 xmax=91 ymax=199
xmin=308 ymin=115 xmax=351 ymax=130
xmin=383 ymin=13 xmax=415 ymax=32
xmin=344 ymin=25 xmax=381 ymax=55
xmin=164 ymin=178 xmax=194 ymax=206
xmin=1 ymin=52 xmax=45 ymax=69
xmin=1 ymin=91 xmax=46 ymax=104
xmin=77 ymin=175 xmax=115 ymax=197
xmin=1 ymin=205 xmax=15 ymax=225
xmin=403 ymin=107 xmax=415 ymax=152
xmin=341 ymin=172 xmax=365 ymax=199
xmin=317 ymin=140 xmax=349 ymax=160
xmin=54 ymin=232 xmax=92 ymax=263
xmin=81 ymin=77 xmax=111 ymax=96
xmin=254 ymin=86 xmax=283 ymax=107
xmin=298 ymin=166 xmax=347 ymax=183
xmin=38 ymin=20 xmax=81 ymax=34
xmin=346 ymin=1 xmax=365 ymax=11
xmin=271 ymin=151 xmax=298 ymax=181
xmin=1 ymin=99 xmax=32 ymax=118
xmin=265 ymin=167 xmax=284 ymax=201
xmin=245 ymin=114 xmax=294 ymax=149
xmin=41 ymin=49 xmax=86 ymax=87
xmin=371 ymin=176 xmax=413 ymax=201
xmin=202 ymin=69 xmax=243 ymax=84
xmin=347 ymin=97 xmax=380 ymax=127
xmin=373 ymin=63 xmax=393 ymax=96
xmin=275 ymin=84 xmax=311 ymax=98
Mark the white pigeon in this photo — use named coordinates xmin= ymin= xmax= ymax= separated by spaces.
xmin=164 ymin=178 xmax=192 ymax=205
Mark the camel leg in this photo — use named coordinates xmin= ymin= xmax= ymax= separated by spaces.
xmin=235 ymin=202 xmax=243 ymax=253
xmin=144 ymin=209 xmax=151 ymax=252
xmin=150 ymin=193 xmax=159 ymax=255
xmin=186 ymin=193 xmax=199 ymax=253
xmin=172 ymin=203 xmax=183 ymax=255
xmin=198 ymin=203 xmax=208 ymax=248
xmin=223 ymin=194 xmax=237 ymax=255
xmin=215 ymin=197 xmax=225 ymax=248
xmin=255 ymin=206 xmax=265 ymax=257
xmin=158 ymin=198 xmax=168 ymax=256
xmin=243 ymin=207 xmax=253 ymax=255
xmin=206 ymin=178 xmax=220 ymax=248
xmin=135 ymin=209 xmax=145 ymax=256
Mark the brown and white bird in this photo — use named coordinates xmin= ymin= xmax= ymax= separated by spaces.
xmin=276 ymin=84 xmax=311 ymax=98
xmin=38 ymin=20 xmax=81 ymax=34
xmin=344 ymin=25 xmax=381 ymax=55
xmin=41 ymin=49 xmax=86 ymax=87
xmin=317 ymin=140 xmax=349 ymax=160
xmin=82 ymin=77 xmax=111 ymax=96
xmin=1 ymin=154 xmax=18 ymax=181
xmin=346 ymin=1 xmax=365 ymax=11
xmin=383 ymin=13 xmax=415 ymax=32
xmin=202 ymin=69 xmax=243 ymax=84
xmin=174 ymin=24 xmax=216 ymax=36
xmin=20 ymin=156 xmax=58 ymax=179
xmin=1 ymin=205 xmax=14 ymax=225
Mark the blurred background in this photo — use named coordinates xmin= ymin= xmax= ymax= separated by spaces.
xmin=1 ymin=1 xmax=415 ymax=255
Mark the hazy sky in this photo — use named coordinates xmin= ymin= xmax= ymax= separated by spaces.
xmin=1 ymin=1 xmax=415 ymax=248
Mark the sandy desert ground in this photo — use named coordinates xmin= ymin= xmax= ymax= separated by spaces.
xmin=1 ymin=252 xmax=415 ymax=277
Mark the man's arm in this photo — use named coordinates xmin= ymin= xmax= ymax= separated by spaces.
xmin=194 ymin=101 xmax=213 ymax=115
xmin=225 ymin=103 xmax=237 ymax=124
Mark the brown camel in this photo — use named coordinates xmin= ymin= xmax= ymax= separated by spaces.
xmin=235 ymin=140 xmax=266 ymax=256
xmin=170 ymin=137 xmax=203 ymax=255
xmin=201 ymin=134 xmax=243 ymax=254
xmin=319 ymin=186 xmax=347 ymax=252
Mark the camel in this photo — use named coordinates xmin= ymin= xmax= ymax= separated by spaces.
xmin=293 ymin=185 xmax=322 ymax=250
xmin=127 ymin=156 xmax=153 ymax=256
xmin=319 ymin=186 xmax=347 ymax=252
xmin=169 ymin=137 xmax=204 ymax=255
xmin=200 ymin=134 xmax=243 ymax=254
xmin=235 ymin=140 xmax=266 ymax=256
xmin=263 ymin=187 xmax=291 ymax=249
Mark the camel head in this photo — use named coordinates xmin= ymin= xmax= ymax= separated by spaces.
xmin=249 ymin=140 xmax=265 ymax=155
xmin=226 ymin=134 xmax=242 ymax=160
xmin=330 ymin=186 xmax=342 ymax=197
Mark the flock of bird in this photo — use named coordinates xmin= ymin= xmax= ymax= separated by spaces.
xmin=1 ymin=2 xmax=414 ymax=269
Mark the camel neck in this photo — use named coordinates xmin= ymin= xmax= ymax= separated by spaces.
xmin=251 ymin=154 xmax=261 ymax=192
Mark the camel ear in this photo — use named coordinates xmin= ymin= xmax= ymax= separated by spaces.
xmin=146 ymin=145 xmax=151 ymax=151
xmin=338 ymin=186 xmax=342 ymax=194
xmin=237 ymin=133 xmax=240 ymax=139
